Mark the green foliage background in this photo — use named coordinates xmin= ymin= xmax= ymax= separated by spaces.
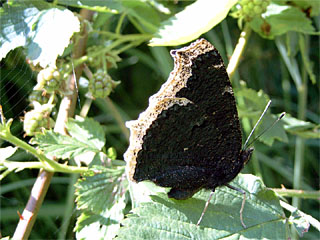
xmin=0 ymin=0 xmax=319 ymax=239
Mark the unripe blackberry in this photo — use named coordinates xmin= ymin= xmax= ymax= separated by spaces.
xmin=23 ymin=103 xmax=55 ymax=136
xmin=239 ymin=0 xmax=270 ymax=20
xmin=88 ymin=71 xmax=120 ymax=99
xmin=34 ymin=67 xmax=61 ymax=93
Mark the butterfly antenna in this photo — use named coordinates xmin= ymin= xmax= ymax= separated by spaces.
xmin=243 ymin=100 xmax=272 ymax=150
xmin=245 ymin=111 xmax=286 ymax=149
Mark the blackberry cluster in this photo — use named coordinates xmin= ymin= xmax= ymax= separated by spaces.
xmin=238 ymin=0 xmax=270 ymax=20
xmin=35 ymin=67 xmax=61 ymax=93
xmin=88 ymin=71 xmax=120 ymax=99
xmin=23 ymin=103 xmax=55 ymax=136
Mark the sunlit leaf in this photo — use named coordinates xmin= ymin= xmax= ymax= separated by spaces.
xmin=149 ymin=0 xmax=237 ymax=46
xmin=118 ymin=174 xmax=288 ymax=239
xmin=0 ymin=1 xmax=80 ymax=67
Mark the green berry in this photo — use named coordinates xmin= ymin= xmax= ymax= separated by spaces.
xmin=238 ymin=0 xmax=270 ymax=21
xmin=23 ymin=103 xmax=55 ymax=136
xmin=89 ymin=71 xmax=119 ymax=99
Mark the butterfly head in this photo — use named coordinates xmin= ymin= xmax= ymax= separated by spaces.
xmin=240 ymin=147 xmax=254 ymax=165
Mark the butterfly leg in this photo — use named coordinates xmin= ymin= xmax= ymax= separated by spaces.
xmin=225 ymin=183 xmax=247 ymax=228
xmin=196 ymin=189 xmax=215 ymax=226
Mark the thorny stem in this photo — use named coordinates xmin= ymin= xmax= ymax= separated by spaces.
xmin=0 ymin=130 xmax=87 ymax=174
xmin=12 ymin=9 xmax=94 ymax=240
xmin=273 ymin=188 xmax=320 ymax=200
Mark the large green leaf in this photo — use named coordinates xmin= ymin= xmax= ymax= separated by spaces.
xmin=0 ymin=1 xmax=80 ymax=67
xmin=149 ymin=0 xmax=237 ymax=46
xmin=32 ymin=117 xmax=105 ymax=160
xmin=117 ymin=174 xmax=289 ymax=239
xmin=74 ymin=165 xmax=127 ymax=240
xmin=249 ymin=3 xmax=317 ymax=39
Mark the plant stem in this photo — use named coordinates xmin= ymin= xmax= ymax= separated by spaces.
xmin=105 ymin=97 xmax=130 ymax=140
xmin=0 ymin=132 xmax=87 ymax=174
xmin=227 ymin=23 xmax=251 ymax=80
xmin=292 ymin=34 xmax=308 ymax=212
xmin=273 ymin=188 xmax=320 ymax=199
xmin=115 ymin=12 xmax=127 ymax=34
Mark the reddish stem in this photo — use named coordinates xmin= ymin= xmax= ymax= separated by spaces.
xmin=12 ymin=9 xmax=94 ymax=240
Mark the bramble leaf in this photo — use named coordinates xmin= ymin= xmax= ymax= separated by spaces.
xmin=118 ymin=174 xmax=289 ymax=239
xmin=249 ymin=3 xmax=317 ymax=39
xmin=0 ymin=1 xmax=80 ymax=67
xmin=75 ymin=165 xmax=127 ymax=240
xmin=32 ymin=117 xmax=105 ymax=160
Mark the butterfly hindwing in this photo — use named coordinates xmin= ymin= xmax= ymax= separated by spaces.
xmin=124 ymin=39 xmax=244 ymax=199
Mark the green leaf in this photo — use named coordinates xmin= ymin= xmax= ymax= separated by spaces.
xmin=66 ymin=117 xmax=106 ymax=151
xmin=75 ymin=165 xmax=127 ymax=240
xmin=124 ymin=1 xmax=160 ymax=33
xmin=0 ymin=1 xmax=80 ymax=67
xmin=236 ymin=87 xmax=270 ymax=116
xmin=276 ymin=0 xmax=320 ymax=16
xmin=32 ymin=131 xmax=98 ymax=159
xmin=149 ymin=0 xmax=237 ymax=46
xmin=282 ymin=114 xmax=320 ymax=139
xmin=249 ymin=3 xmax=317 ymax=39
xmin=32 ymin=117 xmax=105 ymax=159
xmin=118 ymin=174 xmax=288 ymax=239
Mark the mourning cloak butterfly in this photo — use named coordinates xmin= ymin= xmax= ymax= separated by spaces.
xmin=124 ymin=38 xmax=253 ymax=226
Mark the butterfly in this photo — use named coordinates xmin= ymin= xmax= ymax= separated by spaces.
xmin=124 ymin=38 xmax=254 ymax=227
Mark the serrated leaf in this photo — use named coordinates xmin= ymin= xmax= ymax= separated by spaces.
xmin=249 ymin=3 xmax=317 ymax=39
xmin=75 ymin=194 xmax=127 ymax=240
xmin=75 ymin=165 xmax=126 ymax=214
xmin=75 ymin=165 xmax=127 ymax=240
xmin=32 ymin=117 xmax=106 ymax=160
xmin=149 ymin=0 xmax=237 ymax=46
xmin=118 ymin=174 xmax=288 ymax=239
xmin=0 ymin=1 xmax=80 ymax=67
xmin=33 ymin=130 xmax=100 ymax=160
xmin=67 ymin=117 xmax=105 ymax=151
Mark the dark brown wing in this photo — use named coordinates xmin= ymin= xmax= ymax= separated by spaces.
xmin=124 ymin=39 xmax=244 ymax=199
